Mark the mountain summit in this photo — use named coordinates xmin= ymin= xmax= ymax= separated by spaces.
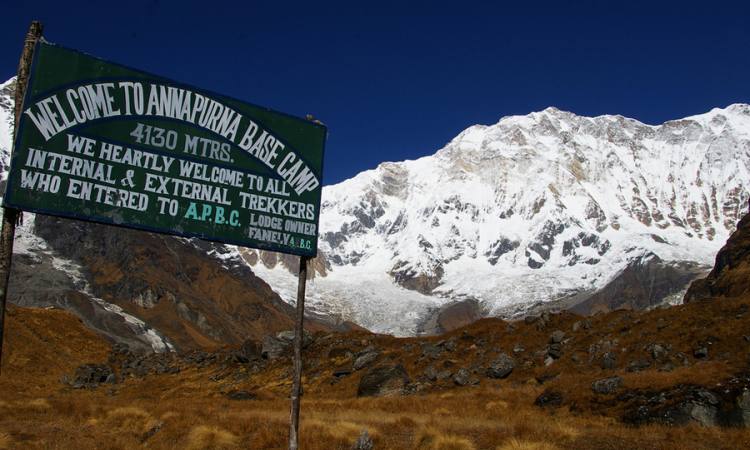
xmin=247 ymin=104 xmax=750 ymax=334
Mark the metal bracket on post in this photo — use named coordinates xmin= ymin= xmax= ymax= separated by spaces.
xmin=288 ymin=255 xmax=308 ymax=450
xmin=0 ymin=20 xmax=43 ymax=376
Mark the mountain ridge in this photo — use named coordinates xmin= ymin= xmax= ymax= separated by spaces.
xmin=246 ymin=101 xmax=750 ymax=334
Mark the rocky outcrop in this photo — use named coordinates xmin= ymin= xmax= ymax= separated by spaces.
xmin=357 ymin=364 xmax=410 ymax=397
xmin=571 ymin=253 xmax=710 ymax=314
xmin=20 ymin=214 xmax=330 ymax=351
xmin=685 ymin=209 xmax=750 ymax=301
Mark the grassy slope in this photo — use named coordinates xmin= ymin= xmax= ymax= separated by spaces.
xmin=2 ymin=295 xmax=750 ymax=449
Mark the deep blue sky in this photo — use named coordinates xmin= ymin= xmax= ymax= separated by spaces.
xmin=2 ymin=1 xmax=749 ymax=184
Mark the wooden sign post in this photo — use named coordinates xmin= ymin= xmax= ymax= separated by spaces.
xmin=0 ymin=20 xmax=43 ymax=376
xmin=289 ymin=255 xmax=309 ymax=450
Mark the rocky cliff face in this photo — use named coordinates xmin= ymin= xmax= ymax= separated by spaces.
xmin=249 ymin=104 xmax=750 ymax=334
xmin=685 ymin=207 xmax=750 ymax=301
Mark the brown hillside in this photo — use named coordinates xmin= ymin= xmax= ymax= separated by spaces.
xmin=3 ymin=290 xmax=750 ymax=449
xmin=686 ymin=209 xmax=750 ymax=301
xmin=24 ymin=215 xmax=333 ymax=351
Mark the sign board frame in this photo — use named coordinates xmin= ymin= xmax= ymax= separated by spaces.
xmin=5 ymin=40 xmax=326 ymax=258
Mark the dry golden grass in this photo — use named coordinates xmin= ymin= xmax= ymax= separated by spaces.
xmin=3 ymin=300 xmax=750 ymax=449
xmin=415 ymin=427 xmax=477 ymax=450
xmin=185 ymin=425 xmax=239 ymax=450
xmin=0 ymin=432 xmax=12 ymax=450
xmin=497 ymin=439 xmax=560 ymax=450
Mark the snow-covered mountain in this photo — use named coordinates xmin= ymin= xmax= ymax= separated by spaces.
xmin=246 ymin=104 xmax=750 ymax=334
xmin=3 ymin=72 xmax=749 ymax=338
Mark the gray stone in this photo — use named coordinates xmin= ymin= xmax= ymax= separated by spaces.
xmin=420 ymin=343 xmax=443 ymax=359
xmin=627 ymin=359 xmax=651 ymax=372
xmin=591 ymin=376 xmax=623 ymax=394
xmin=351 ymin=430 xmax=374 ymax=450
xmin=353 ymin=351 xmax=379 ymax=371
xmin=276 ymin=330 xmax=313 ymax=348
xmin=70 ymin=364 xmax=115 ymax=389
xmin=487 ymin=353 xmax=515 ymax=379
xmin=686 ymin=402 xmax=718 ymax=427
xmin=547 ymin=343 xmax=562 ymax=359
xmin=694 ymin=346 xmax=709 ymax=359
xmin=550 ymin=330 xmax=565 ymax=344
xmin=649 ymin=343 xmax=669 ymax=360
xmin=736 ymin=389 xmax=750 ymax=427
xmin=261 ymin=335 xmax=289 ymax=359
xmin=453 ymin=368 xmax=471 ymax=386
xmin=437 ymin=370 xmax=453 ymax=381
xmin=357 ymin=365 xmax=410 ymax=397
xmin=601 ymin=352 xmax=617 ymax=370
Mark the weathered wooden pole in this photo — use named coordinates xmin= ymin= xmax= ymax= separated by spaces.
xmin=289 ymin=255 xmax=309 ymax=450
xmin=0 ymin=21 xmax=43 ymax=376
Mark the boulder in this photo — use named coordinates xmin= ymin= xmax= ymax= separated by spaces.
xmin=685 ymin=402 xmax=718 ymax=427
xmin=591 ymin=376 xmax=623 ymax=394
xmin=238 ymin=339 xmax=262 ymax=362
xmin=550 ymin=330 xmax=565 ymax=344
xmin=453 ymin=368 xmax=471 ymax=386
xmin=420 ymin=343 xmax=443 ymax=360
xmin=647 ymin=343 xmax=669 ymax=360
xmin=351 ymin=430 xmax=374 ymax=450
xmin=601 ymin=352 xmax=617 ymax=370
xmin=261 ymin=336 xmax=289 ymax=359
xmin=486 ymin=353 xmax=515 ymax=379
xmin=353 ymin=351 xmax=380 ymax=371
xmin=534 ymin=389 xmax=563 ymax=408
xmin=225 ymin=390 xmax=256 ymax=400
xmin=694 ymin=346 xmax=709 ymax=359
xmin=627 ymin=359 xmax=651 ymax=372
xmin=547 ymin=343 xmax=563 ymax=359
xmin=276 ymin=330 xmax=313 ymax=348
xmin=736 ymin=389 xmax=750 ymax=427
xmin=424 ymin=366 xmax=438 ymax=382
xmin=70 ymin=364 xmax=115 ymax=389
xmin=357 ymin=365 xmax=410 ymax=397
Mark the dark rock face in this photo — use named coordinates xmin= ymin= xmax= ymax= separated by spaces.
xmin=389 ymin=261 xmax=444 ymax=294
xmin=525 ymin=221 xmax=567 ymax=269
xmin=621 ymin=380 xmax=750 ymax=427
xmin=419 ymin=299 xmax=486 ymax=335
xmin=686 ymin=210 xmax=750 ymax=302
xmin=16 ymin=215 xmax=328 ymax=352
xmin=357 ymin=365 xmax=410 ymax=397
xmin=485 ymin=238 xmax=520 ymax=265
xmin=486 ymin=353 xmax=515 ymax=379
xmin=571 ymin=253 xmax=709 ymax=314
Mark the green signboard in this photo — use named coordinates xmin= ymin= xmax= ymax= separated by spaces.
xmin=4 ymin=42 xmax=326 ymax=256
